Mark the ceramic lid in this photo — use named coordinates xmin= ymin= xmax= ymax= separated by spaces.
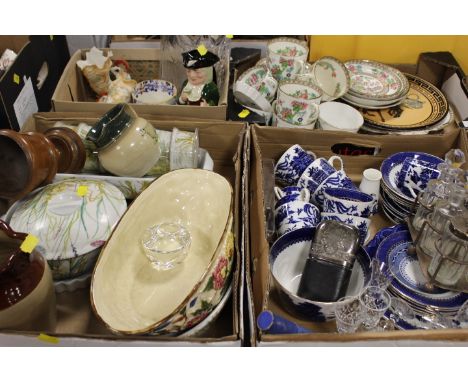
xmin=8 ymin=179 xmax=127 ymax=261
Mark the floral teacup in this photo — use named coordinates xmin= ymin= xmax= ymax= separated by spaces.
xmin=275 ymin=200 xmax=320 ymax=236
xmin=238 ymin=65 xmax=278 ymax=103
xmin=274 ymin=188 xmax=310 ymax=209
xmin=297 ymin=156 xmax=344 ymax=195
xmin=307 ymin=170 xmax=358 ymax=207
xmin=274 ymin=144 xmax=317 ymax=185
xmin=267 ymin=38 xmax=309 ymax=81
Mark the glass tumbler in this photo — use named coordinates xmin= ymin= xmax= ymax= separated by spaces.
xmin=334 ymin=296 xmax=363 ymax=333
xmin=358 ymin=286 xmax=391 ymax=330
xmin=141 ymin=222 xmax=191 ymax=270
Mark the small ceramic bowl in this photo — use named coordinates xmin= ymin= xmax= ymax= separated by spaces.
xmin=7 ymin=179 xmax=127 ymax=280
xmin=318 ymin=102 xmax=363 ymax=133
xmin=270 ymin=227 xmax=371 ymax=321
xmin=132 ymin=80 xmax=177 ymax=105
xmin=91 ymin=169 xmax=234 ymax=335
xmin=311 ymin=57 xmax=350 ymax=101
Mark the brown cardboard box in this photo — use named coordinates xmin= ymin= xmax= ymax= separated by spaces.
xmin=247 ymin=123 xmax=468 ymax=346
xmin=0 ymin=113 xmax=246 ymax=346
xmin=51 ymin=48 xmax=229 ymax=120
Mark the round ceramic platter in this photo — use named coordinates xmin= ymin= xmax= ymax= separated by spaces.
xmin=359 ymin=107 xmax=453 ymax=135
xmin=380 ymin=151 xmax=443 ymax=203
xmin=345 ymin=60 xmax=409 ymax=101
xmin=8 ymin=179 xmax=127 ymax=261
xmin=342 ymin=95 xmax=405 ymax=110
xmin=376 ymin=231 xmax=468 ymax=309
xmin=362 ymin=74 xmax=449 ymax=130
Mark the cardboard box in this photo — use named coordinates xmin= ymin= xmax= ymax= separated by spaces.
xmin=52 ymin=48 xmax=229 ymax=120
xmin=246 ymin=123 xmax=468 ymax=346
xmin=0 ymin=36 xmax=69 ymax=131
xmin=0 ymin=113 xmax=247 ymax=346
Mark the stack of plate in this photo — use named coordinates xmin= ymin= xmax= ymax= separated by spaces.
xmin=379 ymin=151 xmax=443 ymax=223
xmin=343 ymin=60 xmax=409 ymax=109
xmin=377 ymin=231 xmax=468 ymax=329
xmin=357 ymin=74 xmax=450 ymax=135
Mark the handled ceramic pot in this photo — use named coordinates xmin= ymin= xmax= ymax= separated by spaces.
xmin=0 ymin=130 xmax=58 ymax=201
xmin=0 ymin=220 xmax=56 ymax=331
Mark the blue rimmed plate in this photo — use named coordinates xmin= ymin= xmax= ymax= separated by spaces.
xmin=376 ymin=231 xmax=468 ymax=310
xmin=380 ymin=152 xmax=443 ymax=202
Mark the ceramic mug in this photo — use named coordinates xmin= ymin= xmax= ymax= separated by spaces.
xmin=297 ymin=156 xmax=344 ymax=195
xmin=323 ymin=188 xmax=376 ymax=218
xmin=309 ymin=170 xmax=358 ymax=207
xmin=275 ymin=201 xmax=320 ymax=236
xmin=275 ymin=188 xmax=310 ymax=209
xmin=274 ymin=144 xmax=317 ymax=185
xmin=267 ymin=38 xmax=309 ymax=81
xmin=321 ymin=212 xmax=370 ymax=244
xmin=396 ymin=157 xmax=440 ymax=198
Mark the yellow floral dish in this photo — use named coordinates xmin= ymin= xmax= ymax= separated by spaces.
xmin=91 ymin=169 xmax=234 ymax=335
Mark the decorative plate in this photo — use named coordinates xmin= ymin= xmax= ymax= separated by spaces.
xmin=342 ymin=95 xmax=404 ymax=110
xmin=380 ymin=151 xmax=443 ymax=202
xmin=361 ymin=74 xmax=449 ymax=129
xmin=345 ymin=60 xmax=409 ymax=101
xmin=376 ymin=231 xmax=468 ymax=309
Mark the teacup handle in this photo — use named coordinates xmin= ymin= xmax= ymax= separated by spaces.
xmin=274 ymin=186 xmax=284 ymax=200
xmin=306 ymin=150 xmax=317 ymax=161
xmin=299 ymin=188 xmax=311 ymax=202
xmin=328 ymin=155 xmax=343 ymax=171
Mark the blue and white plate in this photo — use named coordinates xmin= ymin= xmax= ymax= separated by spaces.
xmin=376 ymin=231 xmax=468 ymax=310
xmin=269 ymin=227 xmax=371 ymax=321
xmin=380 ymin=152 xmax=443 ymax=202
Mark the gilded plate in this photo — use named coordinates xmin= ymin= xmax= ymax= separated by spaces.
xmin=345 ymin=60 xmax=409 ymax=101
xmin=360 ymin=74 xmax=448 ymax=130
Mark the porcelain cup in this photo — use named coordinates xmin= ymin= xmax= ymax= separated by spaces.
xmin=297 ymin=156 xmax=344 ymax=195
xmin=275 ymin=188 xmax=310 ymax=209
xmin=318 ymin=102 xmax=364 ymax=133
xmin=273 ymin=112 xmax=317 ymax=129
xmin=308 ymin=170 xmax=358 ymax=207
xmin=396 ymin=157 xmax=440 ymax=198
xmin=359 ymin=168 xmax=382 ymax=201
xmin=274 ymin=144 xmax=317 ymax=185
xmin=275 ymin=200 xmax=320 ymax=236
xmin=323 ymin=188 xmax=376 ymax=218
xmin=267 ymin=38 xmax=309 ymax=81
xmin=274 ymin=186 xmax=305 ymax=200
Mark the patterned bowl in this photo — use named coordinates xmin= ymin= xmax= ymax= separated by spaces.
xmin=91 ymin=169 xmax=234 ymax=336
xmin=132 ymin=80 xmax=178 ymax=105
xmin=7 ymin=179 xmax=127 ymax=280
xmin=269 ymin=227 xmax=371 ymax=321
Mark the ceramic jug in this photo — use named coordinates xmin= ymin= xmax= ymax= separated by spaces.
xmin=0 ymin=220 xmax=56 ymax=331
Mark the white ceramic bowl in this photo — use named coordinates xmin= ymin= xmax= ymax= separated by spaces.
xmin=311 ymin=57 xmax=350 ymax=101
xmin=270 ymin=227 xmax=371 ymax=321
xmin=91 ymin=169 xmax=234 ymax=335
xmin=132 ymin=80 xmax=177 ymax=105
xmin=8 ymin=180 xmax=127 ymax=280
xmin=318 ymin=102 xmax=364 ymax=133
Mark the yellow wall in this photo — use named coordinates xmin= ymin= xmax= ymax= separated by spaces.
xmin=309 ymin=36 xmax=468 ymax=72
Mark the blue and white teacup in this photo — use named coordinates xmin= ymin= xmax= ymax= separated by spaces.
xmin=396 ymin=157 xmax=440 ymax=198
xmin=297 ymin=156 xmax=344 ymax=195
xmin=275 ymin=188 xmax=310 ymax=209
xmin=321 ymin=212 xmax=370 ymax=244
xmin=274 ymin=144 xmax=317 ymax=185
xmin=309 ymin=170 xmax=358 ymax=207
xmin=275 ymin=201 xmax=321 ymax=236
xmin=323 ymin=188 xmax=376 ymax=218
xmin=274 ymin=186 xmax=303 ymax=200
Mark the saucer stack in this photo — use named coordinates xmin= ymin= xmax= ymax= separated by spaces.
xmin=377 ymin=231 xmax=468 ymax=322
xmin=342 ymin=60 xmax=409 ymax=110
xmin=379 ymin=152 xmax=443 ymax=223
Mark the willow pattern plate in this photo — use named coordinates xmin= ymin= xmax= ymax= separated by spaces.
xmin=345 ymin=60 xmax=409 ymax=101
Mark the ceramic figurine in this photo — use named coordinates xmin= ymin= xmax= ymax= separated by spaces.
xmin=98 ymin=66 xmax=137 ymax=104
xmin=179 ymin=49 xmax=220 ymax=107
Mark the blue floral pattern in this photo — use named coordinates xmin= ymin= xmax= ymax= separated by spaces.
xmin=275 ymin=202 xmax=320 ymax=235
xmin=397 ymin=158 xmax=440 ymax=198
xmin=275 ymin=145 xmax=315 ymax=185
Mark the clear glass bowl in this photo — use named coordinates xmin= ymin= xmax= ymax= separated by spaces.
xmin=141 ymin=222 xmax=191 ymax=270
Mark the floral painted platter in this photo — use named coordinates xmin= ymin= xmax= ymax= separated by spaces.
xmin=361 ymin=74 xmax=449 ymax=129
xmin=380 ymin=151 xmax=443 ymax=203
xmin=53 ymin=149 xmax=214 ymax=200
xmin=345 ymin=60 xmax=409 ymax=101
xmin=376 ymin=231 xmax=468 ymax=310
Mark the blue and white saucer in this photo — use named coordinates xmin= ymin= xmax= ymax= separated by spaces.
xmin=376 ymin=230 xmax=468 ymax=310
